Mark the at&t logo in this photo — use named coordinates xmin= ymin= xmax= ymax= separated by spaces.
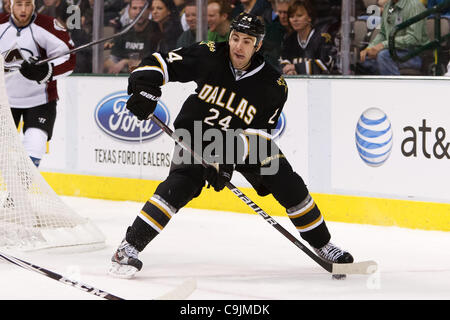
xmin=355 ymin=107 xmax=393 ymax=167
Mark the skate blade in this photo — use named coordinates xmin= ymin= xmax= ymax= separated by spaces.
xmin=108 ymin=262 xmax=138 ymax=279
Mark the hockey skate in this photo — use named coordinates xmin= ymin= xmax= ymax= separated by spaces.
xmin=314 ymin=242 xmax=354 ymax=264
xmin=109 ymin=239 xmax=143 ymax=279
xmin=314 ymin=242 xmax=353 ymax=279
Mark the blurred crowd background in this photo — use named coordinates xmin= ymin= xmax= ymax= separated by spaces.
xmin=1 ymin=0 xmax=449 ymax=76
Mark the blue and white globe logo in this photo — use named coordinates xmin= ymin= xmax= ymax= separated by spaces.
xmin=355 ymin=108 xmax=393 ymax=167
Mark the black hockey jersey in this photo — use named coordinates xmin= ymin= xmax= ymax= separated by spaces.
xmin=280 ymin=29 xmax=335 ymax=75
xmin=130 ymin=41 xmax=288 ymax=135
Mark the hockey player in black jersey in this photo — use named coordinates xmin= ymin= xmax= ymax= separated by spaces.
xmin=109 ymin=12 xmax=353 ymax=278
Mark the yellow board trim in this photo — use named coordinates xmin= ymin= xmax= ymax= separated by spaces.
xmin=41 ymin=172 xmax=450 ymax=232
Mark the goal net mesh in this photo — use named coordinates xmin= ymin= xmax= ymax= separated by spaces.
xmin=0 ymin=55 xmax=105 ymax=250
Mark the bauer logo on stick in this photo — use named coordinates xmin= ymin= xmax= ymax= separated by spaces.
xmin=95 ymin=91 xmax=170 ymax=142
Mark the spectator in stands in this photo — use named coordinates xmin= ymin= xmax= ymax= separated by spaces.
xmin=36 ymin=0 xmax=69 ymax=27
xmin=150 ymin=0 xmax=183 ymax=52
xmin=280 ymin=0 xmax=337 ymax=75
xmin=109 ymin=0 xmax=138 ymax=32
xmin=274 ymin=0 xmax=291 ymax=30
xmin=355 ymin=0 xmax=389 ymax=55
xmin=260 ymin=0 xmax=292 ymax=72
xmin=176 ymin=0 xmax=197 ymax=47
xmin=175 ymin=0 xmax=191 ymax=32
xmin=207 ymin=0 xmax=232 ymax=42
xmin=359 ymin=0 xmax=429 ymax=75
xmin=103 ymin=0 xmax=154 ymax=74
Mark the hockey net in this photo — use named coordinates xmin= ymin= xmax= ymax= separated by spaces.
xmin=0 ymin=55 xmax=105 ymax=251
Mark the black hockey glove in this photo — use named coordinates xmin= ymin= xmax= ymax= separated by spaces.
xmin=126 ymin=85 xmax=161 ymax=121
xmin=204 ymin=164 xmax=234 ymax=192
xmin=19 ymin=57 xmax=53 ymax=84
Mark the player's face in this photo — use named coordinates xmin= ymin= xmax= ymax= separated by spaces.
xmin=152 ymin=0 xmax=170 ymax=23
xmin=184 ymin=5 xmax=197 ymax=30
xmin=289 ymin=6 xmax=311 ymax=33
xmin=228 ymin=31 xmax=262 ymax=70
xmin=12 ymin=0 xmax=34 ymax=26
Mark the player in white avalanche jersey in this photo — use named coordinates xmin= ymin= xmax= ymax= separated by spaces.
xmin=0 ymin=0 xmax=75 ymax=167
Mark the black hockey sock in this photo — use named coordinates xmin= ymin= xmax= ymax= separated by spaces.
xmin=299 ymin=221 xmax=330 ymax=250
xmin=126 ymin=196 xmax=175 ymax=252
xmin=287 ymin=195 xmax=330 ymax=249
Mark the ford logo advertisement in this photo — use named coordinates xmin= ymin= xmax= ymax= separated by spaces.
xmin=94 ymin=91 xmax=170 ymax=142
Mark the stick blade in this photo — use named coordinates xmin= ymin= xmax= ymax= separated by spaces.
xmin=332 ymin=260 xmax=378 ymax=275
xmin=154 ymin=278 xmax=197 ymax=300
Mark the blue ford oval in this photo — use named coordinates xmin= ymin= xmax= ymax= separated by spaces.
xmin=94 ymin=91 xmax=170 ymax=142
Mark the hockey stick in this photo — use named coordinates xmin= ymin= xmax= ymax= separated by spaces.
xmin=149 ymin=114 xmax=378 ymax=275
xmin=0 ymin=251 xmax=197 ymax=300
xmin=0 ymin=251 xmax=123 ymax=300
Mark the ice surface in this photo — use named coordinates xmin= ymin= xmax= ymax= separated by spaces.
xmin=1 ymin=196 xmax=449 ymax=300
